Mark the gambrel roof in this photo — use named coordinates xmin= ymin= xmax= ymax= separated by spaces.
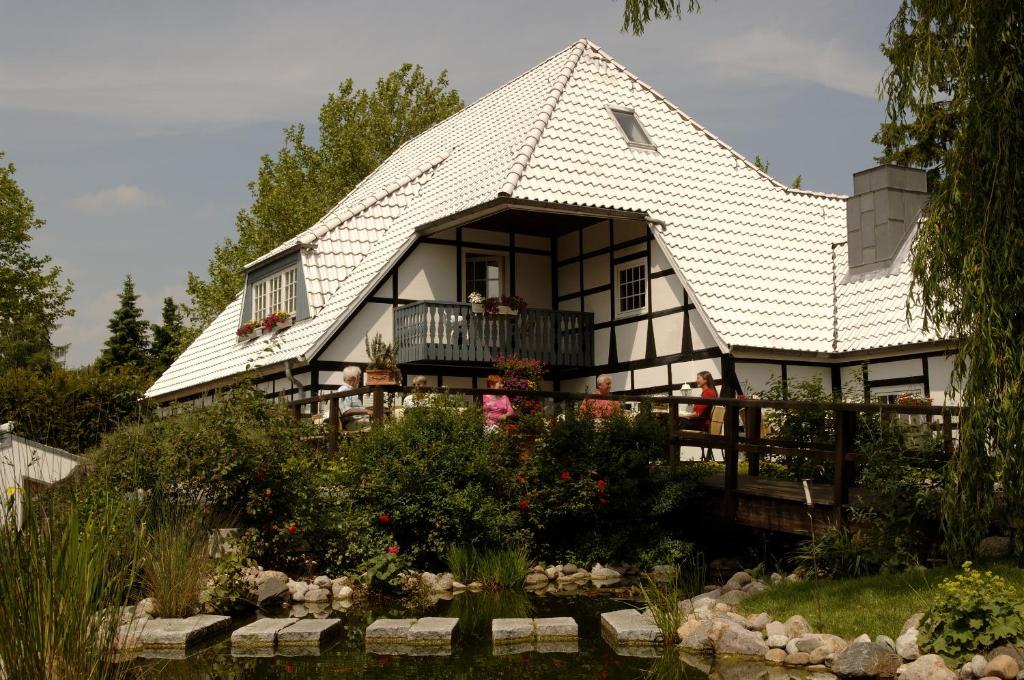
xmin=147 ymin=39 xmax=935 ymax=400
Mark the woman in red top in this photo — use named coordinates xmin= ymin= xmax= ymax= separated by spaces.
xmin=681 ymin=371 xmax=717 ymax=431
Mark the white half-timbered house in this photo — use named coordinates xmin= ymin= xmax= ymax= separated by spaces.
xmin=147 ymin=39 xmax=954 ymax=409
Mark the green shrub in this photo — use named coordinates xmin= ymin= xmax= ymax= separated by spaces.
xmin=0 ymin=365 xmax=152 ymax=453
xmin=756 ymin=374 xmax=836 ymax=482
xmin=793 ymin=525 xmax=886 ymax=578
xmin=920 ymin=561 xmax=1024 ymax=662
xmin=199 ymin=550 xmax=257 ymax=615
xmin=476 ymin=545 xmax=531 ymax=588
xmin=445 ymin=545 xmax=479 ymax=583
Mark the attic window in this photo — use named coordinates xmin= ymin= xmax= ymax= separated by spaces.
xmin=252 ymin=266 xmax=297 ymax=319
xmin=610 ymin=108 xmax=654 ymax=148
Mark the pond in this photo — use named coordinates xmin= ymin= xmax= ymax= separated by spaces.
xmin=128 ymin=589 xmax=717 ymax=679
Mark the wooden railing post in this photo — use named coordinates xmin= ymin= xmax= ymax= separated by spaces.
xmin=668 ymin=402 xmax=680 ymax=466
xmin=833 ymin=409 xmax=857 ymax=523
xmin=328 ymin=396 xmax=340 ymax=453
xmin=723 ymin=404 xmax=739 ymax=522
xmin=292 ymin=402 xmax=302 ymax=421
xmin=746 ymin=406 xmax=761 ymax=477
xmin=372 ymin=386 xmax=384 ymax=424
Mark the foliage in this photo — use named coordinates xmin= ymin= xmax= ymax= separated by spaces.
xmin=0 ymin=496 xmax=141 ymax=680
xmin=752 ymin=153 xmax=803 ymax=188
xmin=87 ymin=383 xmax=317 ymax=566
xmin=476 ymin=545 xmax=531 ymax=588
xmin=882 ymin=0 xmax=1024 ymax=562
xmin=637 ymin=566 xmax=691 ymax=644
xmin=97 ymin=274 xmax=150 ymax=371
xmin=149 ymin=296 xmax=191 ymax=373
xmin=920 ymin=562 xmax=1024 ymax=663
xmin=0 ymin=365 xmax=151 ymax=453
xmin=446 ymin=545 xmax=478 ymax=583
xmin=187 ymin=64 xmax=463 ymax=325
xmin=0 ymin=151 xmax=74 ymax=372
xmin=355 ymin=551 xmax=411 ymax=593
xmin=199 ymin=549 xmax=258 ymax=615
xmin=620 ymin=0 xmax=701 ymax=35
xmin=364 ymin=332 xmax=398 ymax=372
xmin=793 ymin=525 xmax=886 ymax=579
xmin=143 ymin=509 xmax=211 ymax=618
xmin=493 ymin=353 xmax=545 ymax=414
xmin=521 ymin=405 xmax=703 ymax=565
xmin=317 ymin=398 xmax=520 ymax=572
xmin=636 ymin=537 xmax=697 ymax=571
xmin=851 ymin=412 xmax=946 ymax=569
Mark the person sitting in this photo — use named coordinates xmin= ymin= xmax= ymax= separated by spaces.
xmin=402 ymin=375 xmax=431 ymax=408
xmin=579 ymin=374 xmax=622 ymax=419
xmin=680 ymin=371 xmax=717 ymax=431
xmin=482 ymin=374 xmax=514 ymax=432
xmin=325 ymin=365 xmax=372 ymax=430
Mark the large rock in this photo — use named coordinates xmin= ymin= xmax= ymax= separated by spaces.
xmin=720 ymin=590 xmax=749 ymax=606
xmin=746 ymin=612 xmax=771 ymax=630
xmin=303 ymin=587 xmax=330 ymax=603
xmin=986 ymin=646 xmax=1024 ymax=669
xmin=255 ymin=570 xmax=289 ymax=587
xmin=765 ymin=620 xmax=787 ymax=637
xmin=784 ymin=614 xmax=813 ymax=638
xmin=896 ymin=628 xmax=921 ymax=661
xmin=977 ymin=536 xmax=1012 ymax=560
xmin=524 ymin=572 xmax=550 ymax=587
xmin=900 ymin=654 xmax=956 ymax=680
xmin=332 ymin=583 xmax=353 ymax=600
xmin=723 ymin=571 xmax=753 ymax=592
xmin=767 ymin=634 xmax=789 ymax=649
xmin=591 ymin=563 xmax=621 ymax=580
xmin=784 ymin=651 xmax=811 ymax=666
xmin=742 ymin=580 xmax=769 ymax=595
xmin=766 ymin=648 xmax=787 ymax=664
xmin=257 ymin=576 xmax=290 ymax=607
xmin=601 ymin=609 xmax=663 ymax=646
xmin=969 ymin=654 xmax=988 ymax=678
xmin=831 ymin=641 xmax=901 ymax=678
xmin=787 ymin=634 xmax=824 ymax=655
xmin=712 ymin=619 xmax=768 ymax=657
xmin=875 ymin=635 xmax=896 ymax=653
xmin=984 ymin=654 xmax=1021 ymax=680
xmin=902 ymin=612 xmax=925 ymax=636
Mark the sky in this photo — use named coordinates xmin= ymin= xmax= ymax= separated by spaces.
xmin=0 ymin=0 xmax=899 ymax=367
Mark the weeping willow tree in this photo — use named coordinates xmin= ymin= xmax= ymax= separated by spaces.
xmin=877 ymin=1 xmax=1024 ymax=560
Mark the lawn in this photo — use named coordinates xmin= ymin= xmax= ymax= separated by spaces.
xmin=741 ymin=560 xmax=1024 ymax=639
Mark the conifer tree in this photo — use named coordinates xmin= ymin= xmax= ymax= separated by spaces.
xmin=149 ymin=296 xmax=187 ymax=373
xmin=97 ymin=275 xmax=150 ymax=371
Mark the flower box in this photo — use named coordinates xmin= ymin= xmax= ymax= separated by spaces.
xmin=471 ymin=302 xmax=484 ymax=314
xmin=496 ymin=305 xmax=518 ymax=315
xmin=262 ymin=316 xmax=293 ymax=334
xmin=365 ymin=369 xmax=399 ymax=386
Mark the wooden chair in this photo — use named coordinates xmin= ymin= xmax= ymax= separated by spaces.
xmin=679 ymin=405 xmax=726 ymax=461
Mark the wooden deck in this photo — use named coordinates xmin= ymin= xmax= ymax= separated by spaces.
xmin=700 ymin=473 xmax=864 ymax=535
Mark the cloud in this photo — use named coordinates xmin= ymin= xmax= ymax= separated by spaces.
xmin=71 ymin=185 xmax=162 ymax=213
xmin=701 ymin=28 xmax=885 ymax=99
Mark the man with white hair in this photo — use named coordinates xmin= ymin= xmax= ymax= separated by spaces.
xmin=321 ymin=365 xmax=372 ymax=429
xmin=579 ymin=373 xmax=621 ymax=419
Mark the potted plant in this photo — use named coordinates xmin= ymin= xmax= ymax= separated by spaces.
xmin=364 ymin=333 xmax=400 ymax=385
xmin=236 ymin=320 xmax=261 ymax=341
xmin=468 ymin=292 xmax=485 ymax=314
xmin=499 ymin=294 xmax=527 ymax=315
xmin=261 ymin=310 xmax=293 ymax=334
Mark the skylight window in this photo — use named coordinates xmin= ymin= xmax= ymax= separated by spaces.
xmin=610 ymin=108 xmax=654 ymax=148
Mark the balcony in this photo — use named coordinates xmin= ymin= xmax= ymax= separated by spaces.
xmin=394 ymin=301 xmax=593 ymax=368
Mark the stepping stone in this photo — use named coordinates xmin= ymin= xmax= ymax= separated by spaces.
xmin=365 ymin=641 xmax=452 ymax=657
xmin=536 ymin=639 xmax=579 ymax=654
xmin=231 ymin=617 xmax=297 ymax=648
xmin=493 ymin=618 xmax=534 ymax=643
xmin=536 ymin=617 xmax=577 ymax=641
xmin=408 ymin=617 xmax=459 ymax=646
xmin=277 ymin=618 xmax=342 ymax=647
xmin=137 ymin=615 xmax=232 ymax=648
xmin=365 ymin=618 xmax=417 ymax=642
xmin=600 ymin=609 xmax=663 ymax=646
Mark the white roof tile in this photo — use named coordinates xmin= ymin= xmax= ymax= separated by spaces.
xmin=147 ymin=38 xmax=935 ymax=400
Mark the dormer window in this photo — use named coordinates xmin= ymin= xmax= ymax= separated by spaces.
xmin=253 ymin=266 xmax=297 ymax=319
xmin=609 ymin=108 xmax=655 ymax=149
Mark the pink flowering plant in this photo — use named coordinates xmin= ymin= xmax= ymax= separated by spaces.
xmin=261 ymin=310 xmax=292 ymax=332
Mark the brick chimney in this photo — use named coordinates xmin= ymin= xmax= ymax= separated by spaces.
xmin=846 ymin=165 xmax=928 ymax=274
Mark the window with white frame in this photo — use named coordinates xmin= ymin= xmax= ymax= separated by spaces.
xmin=615 ymin=259 xmax=647 ymax=317
xmin=465 ymin=252 xmax=505 ymax=299
xmin=252 ymin=267 xmax=297 ymax=319
xmin=609 ymin=108 xmax=655 ymax=148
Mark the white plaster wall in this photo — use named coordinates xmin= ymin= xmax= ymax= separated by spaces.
xmin=594 ymin=327 xmax=611 ymax=365
xmin=372 ymin=275 xmax=392 ymax=298
xmin=735 ymin=362 xmax=782 ymax=395
xmin=690 ymin=312 xmax=719 ymax=350
xmin=558 ymin=297 xmax=581 ymax=312
xmin=582 ymin=253 xmax=609 ymax=290
xmin=318 ymin=302 xmax=393 ymax=363
xmin=651 ymin=275 xmax=686 ymax=312
xmin=615 ymin=321 xmax=648 ymax=362
xmin=633 ymin=365 xmax=669 ymax=389
xmin=583 ymin=291 xmax=612 ymax=324
xmin=582 ymin=223 xmax=609 ymax=252
xmin=614 ymin=220 xmax=647 ymax=244
xmin=650 ymin=244 xmax=674 ymax=274
xmin=787 ymin=364 xmax=832 ymax=389
xmin=557 ymin=232 xmax=578 ymax=259
xmin=516 ymin=234 xmax=550 ymax=251
xmin=672 ymin=357 xmax=722 ymax=387
xmin=866 ymin=358 xmax=922 ymax=383
xmin=515 ymin=252 xmax=551 ymax=307
xmin=927 ymin=354 xmax=956 ymax=405
xmin=397 ymin=243 xmax=456 ymax=301
xmin=652 ymin=314 xmax=683 ymax=356
xmin=558 ymin=262 xmax=580 ymax=295
xmin=462 ymin=227 xmax=509 ymax=246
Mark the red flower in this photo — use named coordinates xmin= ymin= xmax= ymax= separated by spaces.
xmin=598 ymin=497 xmax=609 ymax=506
xmin=517 ymin=499 xmax=530 ymax=510
xmin=287 ymin=522 xmax=297 ymax=534
xmin=596 ymin=479 xmax=607 ymax=489
xmin=264 ymin=488 xmax=272 ymax=497
xmin=377 ymin=513 xmax=391 ymax=524
xmin=560 ymin=471 xmax=571 ymax=481
xmin=387 ymin=545 xmax=400 ymax=555
xmin=286 ymin=662 xmax=295 ymax=673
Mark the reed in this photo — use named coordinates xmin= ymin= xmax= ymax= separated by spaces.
xmin=477 ymin=545 xmax=531 ymax=589
xmin=142 ymin=508 xmax=210 ymax=618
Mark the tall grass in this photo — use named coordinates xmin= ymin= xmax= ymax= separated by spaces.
xmin=142 ymin=509 xmax=211 ymax=618
xmin=638 ymin=555 xmax=707 ymax=644
xmin=0 ymin=494 xmax=143 ymax=680
xmin=445 ymin=544 xmax=531 ymax=588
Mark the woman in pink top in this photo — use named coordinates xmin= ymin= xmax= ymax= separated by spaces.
xmin=482 ymin=374 xmax=514 ymax=431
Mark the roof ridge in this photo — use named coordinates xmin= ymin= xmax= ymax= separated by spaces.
xmin=583 ymin=40 xmax=847 ymax=203
xmin=497 ymin=39 xmax=588 ymax=197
